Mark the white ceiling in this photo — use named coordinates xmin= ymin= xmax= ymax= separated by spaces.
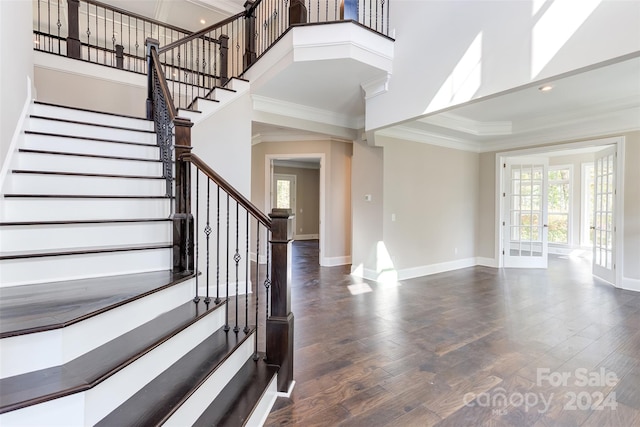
xmin=380 ymin=54 xmax=640 ymax=152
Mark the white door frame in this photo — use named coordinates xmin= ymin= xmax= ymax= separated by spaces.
xmin=265 ymin=153 xmax=326 ymax=265
xmin=495 ymin=136 xmax=625 ymax=286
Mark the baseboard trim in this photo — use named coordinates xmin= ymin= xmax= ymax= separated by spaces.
xmin=321 ymin=255 xmax=351 ymax=267
xmin=294 ymin=234 xmax=319 ymax=241
xmin=397 ymin=257 xmax=477 ymax=281
xmin=475 ymin=257 xmax=498 ymax=268
xmin=620 ymin=277 xmax=640 ymax=292
xmin=351 ymin=257 xmax=498 ymax=282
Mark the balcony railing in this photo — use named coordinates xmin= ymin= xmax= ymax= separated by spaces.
xmin=33 ymin=0 xmax=391 ymax=96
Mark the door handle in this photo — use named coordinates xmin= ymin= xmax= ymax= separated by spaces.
xmin=543 ymin=224 xmax=548 ymax=228
xmin=590 ymin=226 xmax=596 ymax=230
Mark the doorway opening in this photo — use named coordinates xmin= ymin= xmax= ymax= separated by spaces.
xmin=496 ymin=137 xmax=625 ymax=286
xmin=266 ymin=154 xmax=324 ymax=265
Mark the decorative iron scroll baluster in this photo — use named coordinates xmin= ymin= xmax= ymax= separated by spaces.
xmin=204 ymin=180 xmax=212 ymax=304
xmin=234 ymin=201 xmax=241 ymax=333
xmin=244 ymin=211 xmax=250 ymax=334
xmin=150 ymin=63 xmax=174 ymax=198
xmin=264 ymin=237 xmax=271 ymax=320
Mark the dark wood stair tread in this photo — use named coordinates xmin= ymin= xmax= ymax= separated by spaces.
xmin=4 ymin=194 xmax=170 ymax=199
xmin=29 ymin=115 xmax=155 ymax=134
xmin=0 ymin=243 xmax=172 ymax=261
xmin=194 ymin=358 xmax=278 ymax=427
xmin=96 ymin=327 xmax=255 ymax=426
xmin=0 ymin=299 xmax=224 ymax=414
xmin=0 ymin=270 xmax=193 ymax=337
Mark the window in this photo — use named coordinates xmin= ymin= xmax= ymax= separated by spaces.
xmin=547 ymin=166 xmax=571 ymax=244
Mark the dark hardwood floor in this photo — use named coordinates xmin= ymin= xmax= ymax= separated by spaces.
xmin=264 ymin=241 xmax=640 ymax=426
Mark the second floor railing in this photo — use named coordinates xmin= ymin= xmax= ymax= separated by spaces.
xmin=34 ymin=0 xmax=392 ymax=110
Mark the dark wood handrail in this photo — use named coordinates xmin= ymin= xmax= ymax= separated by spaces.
xmin=150 ymin=48 xmax=178 ymax=121
xmin=158 ymin=11 xmax=245 ymax=54
xmin=180 ymin=152 xmax=272 ymax=228
xmin=84 ymin=0 xmax=194 ymax=35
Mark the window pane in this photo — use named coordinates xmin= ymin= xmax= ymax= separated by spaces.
xmin=548 ymin=213 xmax=568 ymax=244
xmin=276 ymin=180 xmax=290 ymax=209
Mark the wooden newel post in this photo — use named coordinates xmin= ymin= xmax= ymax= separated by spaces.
xmin=243 ymin=1 xmax=257 ymax=69
xmin=145 ymin=38 xmax=159 ymax=120
xmin=219 ymin=35 xmax=229 ymax=86
xmin=266 ymin=209 xmax=295 ymax=393
xmin=173 ymin=118 xmax=194 ymax=274
xmin=67 ymin=0 xmax=81 ymax=59
xmin=115 ymin=44 xmax=124 ymax=69
xmin=289 ymin=0 xmax=307 ymax=25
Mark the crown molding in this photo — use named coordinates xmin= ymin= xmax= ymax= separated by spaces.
xmin=361 ymin=74 xmax=391 ymax=100
xmin=419 ymin=113 xmax=512 ymax=136
xmin=252 ymin=95 xmax=361 ymax=129
xmin=376 ymin=125 xmax=481 ymax=152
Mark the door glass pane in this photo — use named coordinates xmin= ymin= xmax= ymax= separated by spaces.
xmin=276 ymin=179 xmax=290 ymax=209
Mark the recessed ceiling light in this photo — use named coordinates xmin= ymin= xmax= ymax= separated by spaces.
xmin=200 ymin=19 xmax=206 ymax=24
xmin=538 ymin=85 xmax=553 ymax=92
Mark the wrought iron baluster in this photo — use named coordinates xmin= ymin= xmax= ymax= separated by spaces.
xmin=194 ymin=171 xmax=200 ymax=303
xmin=215 ymin=186 xmax=221 ymax=304
xmin=224 ymin=193 xmax=230 ymax=332
xmin=244 ymin=211 xmax=250 ymax=334
xmin=253 ymin=221 xmax=260 ymax=360
xmin=234 ymin=201 xmax=240 ymax=333
xmin=204 ymin=179 xmax=212 ymax=304
xmin=264 ymin=232 xmax=271 ymax=321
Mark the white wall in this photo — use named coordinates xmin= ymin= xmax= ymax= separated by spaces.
xmin=368 ymin=0 xmax=640 ymax=131
xmin=0 ymin=0 xmax=34 ymax=169
xmin=351 ymin=140 xmax=384 ymax=277
xmin=191 ymin=91 xmax=253 ymax=288
xmin=378 ymin=135 xmax=479 ymax=278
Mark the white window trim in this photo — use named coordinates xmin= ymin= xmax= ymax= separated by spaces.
xmin=580 ymin=162 xmax=595 ymax=248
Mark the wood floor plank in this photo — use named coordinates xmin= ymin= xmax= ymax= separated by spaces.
xmin=263 ymin=241 xmax=640 ymax=426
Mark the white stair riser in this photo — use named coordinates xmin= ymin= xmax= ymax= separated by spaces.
xmin=32 ymin=104 xmax=154 ymax=131
xmin=16 ymin=152 xmax=163 ymax=176
xmin=0 ymin=248 xmax=171 ymax=287
xmin=162 ymin=335 xmax=255 ymax=427
xmin=247 ymin=374 xmax=278 ymax=427
xmin=9 ymin=174 xmax=166 ymax=196
xmin=0 ymin=278 xmax=194 ymax=378
xmin=212 ymin=88 xmax=237 ymax=103
xmin=1 ymin=198 xmax=170 ymax=221
xmin=0 ymin=222 xmax=171 ymax=252
xmin=28 ymin=119 xmax=156 ymax=145
xmin=24 ymin=133 xmax=159 ymax=159
xmin=0 ymin=393 xmax=85 ymax=427
xmin=85 ymin=308 xmax=227 ymax=426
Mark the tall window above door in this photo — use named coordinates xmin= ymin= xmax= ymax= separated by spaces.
xmin=548 ymin=166 xmax=571 ymax=245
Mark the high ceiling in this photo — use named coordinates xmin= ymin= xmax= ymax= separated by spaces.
xmin=383 ymin=54 xmax=640 ymax=152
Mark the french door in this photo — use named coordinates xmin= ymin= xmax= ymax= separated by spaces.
xmin=592 ymin=146 xmax=616 ymax=283
xmin=503 ymin=157 xmax=549 ymax=268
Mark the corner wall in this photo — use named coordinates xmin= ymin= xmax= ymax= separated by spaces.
xmin=0 ymin=0 xmax=34 ymax=169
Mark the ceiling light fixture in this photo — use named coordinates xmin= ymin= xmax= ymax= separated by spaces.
xmin=200 ymin=19 xmax=206 ymax=24
xmin=538 ymin=85 xmax=553 ymax=92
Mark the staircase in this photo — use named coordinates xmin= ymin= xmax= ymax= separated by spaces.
xmin=0 ymin=102 xmax=278 ymax=425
